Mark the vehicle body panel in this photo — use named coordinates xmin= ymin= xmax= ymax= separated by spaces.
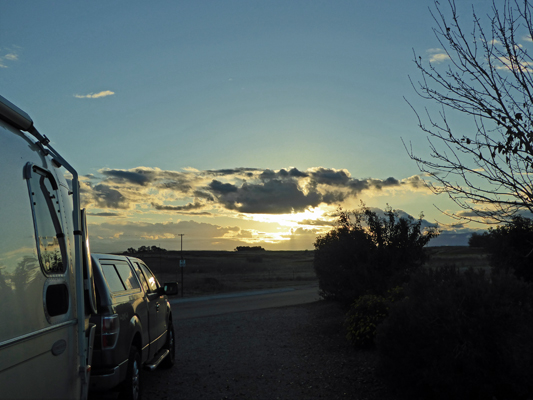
xmin=0 ymin=95 xmax=93 ymax=400
xmin=89 ymin=253 xmax=175 ymax=393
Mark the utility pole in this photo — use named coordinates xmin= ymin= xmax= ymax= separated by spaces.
xmin=178 ymin=234 xmax=185 ymax=297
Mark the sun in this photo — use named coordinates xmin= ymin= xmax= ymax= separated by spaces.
xmin=247 ymin=207 xmax=331 ymax=228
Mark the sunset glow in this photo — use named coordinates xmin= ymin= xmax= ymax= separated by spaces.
xmin=1 ymin=1 xmax=503 ymax=251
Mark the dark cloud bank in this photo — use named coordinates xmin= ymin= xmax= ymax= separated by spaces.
xmin=84 ymin=166 xmax=424 ymax=215
xmin=83 ymin=166 xmax=474 ymax=250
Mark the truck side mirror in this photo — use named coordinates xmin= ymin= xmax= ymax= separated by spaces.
xmin=163 ymin=282 xmax=179 ymax=296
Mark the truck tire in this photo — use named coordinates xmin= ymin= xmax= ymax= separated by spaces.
xmin=161 ymin=322 xmax=175 ymax=369
xmin=119 ymin=346 xmax=142 ymax=400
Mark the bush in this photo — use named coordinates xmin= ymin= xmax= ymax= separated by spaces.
xmin=376 ymin=267 xmax=533 ymax=400
xmin=467 ymin=231 xmax=493 ymax=248
xmin=344 ymin=287 xmax=404 ymax=348
xmin=487 ymin=216 xmax=533 ymax=282
xmin=345 ymin=295 xmax=388 ymax=348
xmin=313 ymin=205 xmax=438 ymax=304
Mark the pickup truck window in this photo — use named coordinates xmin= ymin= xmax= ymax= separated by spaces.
xmin=132 ymin=262 xmax=149 ymax=293
xmin=138 ymin=263 xmax=159 ymax=293
xmin=101 ymin=263 xmax=125 ymax=292
xmin=101 ymin=261 xmax=141 ymax=292
xmin=114 ymin=260 xmax=140 ymax=290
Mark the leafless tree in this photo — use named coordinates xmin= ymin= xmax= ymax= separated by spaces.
xmin=406 ymin=0 xmax=533 ymax=223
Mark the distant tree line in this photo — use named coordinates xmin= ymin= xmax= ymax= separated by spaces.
xmin=235 ymin=246 xmax=265 ymax=252
xmin=124 ymin=245 xmax=167 ymax=254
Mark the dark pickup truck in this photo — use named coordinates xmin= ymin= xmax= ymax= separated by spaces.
xmin=88 ymin=253 xmax=178 ymax=400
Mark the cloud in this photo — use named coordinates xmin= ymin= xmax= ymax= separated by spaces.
xmin=0 ymin=48 xmax=19 ymax=68
xmin=401 ymin=175 xmax=427 ymax=189
xmin=74 ymin=164 xmax=449 ymax=252
xmin=152 ymin=202 xmax=201 ymax=211
xmin=209 ymin=180 xmax=239 ymax=194
xmin=205 ymin=168 xmax=260 ymax=177
xmin=495 ymin=56 xmax=533 ymax=72
xmin=88 ymin=219 xmax=249 ymax=252
xmin=82 ymin=166 xmax=430 ymax=219
xmin=74 ymin=90 xmax=115 ymax=99
xmin=92 ymin=184 xmax=130 ymax=209
xmin=427 ymin=48 xmax=450 ymax=63
xmin=259 ymin=168 xmax=308 ymax=181
xmin=151 ymin=201 xmax=207 ymax=213
xmin=88 ymin=212 xmax=124 ymax=217
xmin=299 ymin=219 xmax=336 ymax=227
xmin=308 ymin=167 xmax=351 ymax=186
xmin=211 ymin=179 xmax=323 ymax=214
xmin=429 ymin=53 xmax=450 ymax=63
xmin=101 ymin=169 xmax=152 ymax=185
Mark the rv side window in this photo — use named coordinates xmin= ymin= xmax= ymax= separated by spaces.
xmin=25 ymin=163 xmax=66 ymax=275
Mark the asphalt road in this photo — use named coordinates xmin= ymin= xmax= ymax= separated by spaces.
xmin=89 ymin=284 xmax=324 ymax=400
xmin=169 ymin=284 xmax=320 ymax=320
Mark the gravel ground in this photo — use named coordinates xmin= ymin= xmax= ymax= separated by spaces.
xmin=141 ymin=301 xmax=398 ymax=400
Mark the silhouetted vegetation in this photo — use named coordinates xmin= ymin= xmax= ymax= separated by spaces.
xmin=487 ymin=216 xmax=533 ymax=282
xmin=313 ymin=204 xmax=532 ymax=399
xmin=313 ymin=205 xmax=438 ymax=304
xmin=467 ymin=231 xmax=493 ymax=248
xmin=468 ymin=216 xmax=533 ymax=283
xmin=125 ymin=245 xmax=167 ymax=254
xmin=376 ymin=267 xmax=533 ymax=400
xmin=234 ymin=246 xmax=265 ymax=252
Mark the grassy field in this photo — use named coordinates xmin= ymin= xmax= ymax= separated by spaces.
xmin=124 ymin=246 xmax=490 ymax=298
xmin=424 ymin=246 xmax=490 ymax=270
xmin=131 ymin=250 xmax=317 ymax=297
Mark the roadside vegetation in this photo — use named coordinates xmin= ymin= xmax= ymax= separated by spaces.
xmin=314 ymin=206 xmax=533 ymax=399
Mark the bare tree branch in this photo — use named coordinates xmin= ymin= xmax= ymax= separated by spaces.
xmin=407 ymin=0 xmax=533 ymax=223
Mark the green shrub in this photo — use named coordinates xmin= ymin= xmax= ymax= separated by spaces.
xmin=345 ymin=295 xmax=388 ymax=348
xmin=376 ymin=267 xmax=533 ymax=400
xmin=345 ymin=287 xmax=405 ymax=348
xmin=314 ymin=205 xmax=438 ymax=304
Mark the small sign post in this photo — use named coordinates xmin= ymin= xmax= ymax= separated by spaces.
xmin=178 ymin=234 xmax=185 ymax=297
xmin=179 ymin=259 xmax=185 ymax=297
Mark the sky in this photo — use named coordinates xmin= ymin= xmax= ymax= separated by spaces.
xmin=1 ymin=0 xmax=498 ymax=252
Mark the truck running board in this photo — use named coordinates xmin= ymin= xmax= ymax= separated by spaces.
xmin=144 ymin=349 xmax=170 ymax=371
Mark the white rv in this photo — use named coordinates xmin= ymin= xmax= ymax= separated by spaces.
xmin=0 ymin=95 xmax=96 ymax=399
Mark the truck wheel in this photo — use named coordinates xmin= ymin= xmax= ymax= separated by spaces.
xmin=161 ymin=322 xmax=175 ymax=369
xmin=119 ymin=346 xmax=142 ymax=400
